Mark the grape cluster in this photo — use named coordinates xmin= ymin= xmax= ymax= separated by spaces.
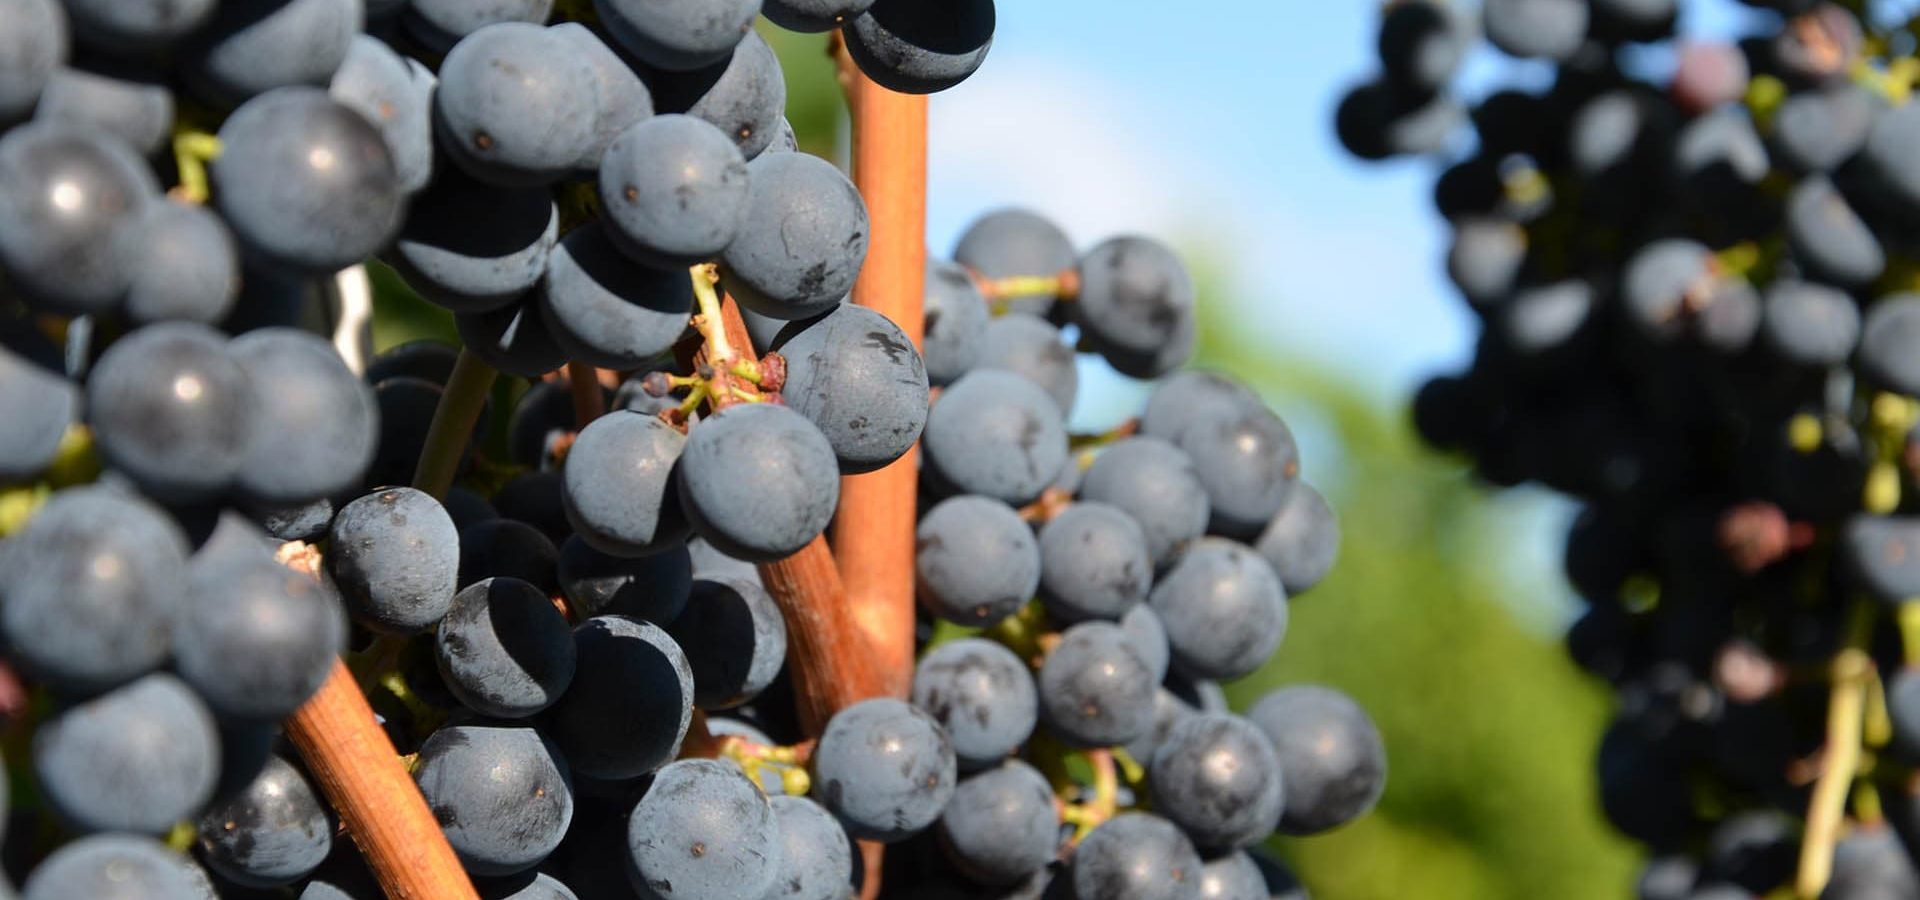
xmin=1345 ymin=0 xmax=1920 ymax=896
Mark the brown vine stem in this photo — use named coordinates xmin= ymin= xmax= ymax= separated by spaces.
xmin=566 ymin=360 xmax=606 ymax=428
xmin=1795 ymin=603 xmax=1875 ymax=899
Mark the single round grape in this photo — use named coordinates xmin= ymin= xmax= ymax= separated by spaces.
xmin=231 ymin=328 xmax=379 ymax=504
xmin=845 ymin=0 xmax=996 ymax=95
xmin=122 ymin=200 xmax=239 ymax=325
xmin=1148 ymin=713 xmax=1285 ymax=851
xmin=176 ymin=533 xmax=346 ymax=720
xmin=1166 ymin=401 xmax=1301 ymax=540
xmin=1073 ymin=236 xmax=1195 ymax=361
xmin=0 ymin=0 xmax=65 ymax=124
xmin=559 ymin=536 xmax=694 ymax=623
xmin=436 ymin=577 xmax=577 ymax=718
xmin=1140 ymin=370 xmax=1259 ymax=441
xmin=1482 ymin=0 xmax=1587 ymax=60
xmin=1036 ymin=502 xmax=1153 ymax=623
xmin=1119 ymin=603 xmax=1171 ymax=684
xmin=762 ymin=0 xmax=876 ymax=32
xmin=625 ymin=758 xmax=778 ymax=899
xmin=1197 ymin=852 xmax=1269 ymax=900
xmin=329 ymin=34 xmax=435 ymax=195
xmin=766 ymin=795 xmax=856 ymax=900
xmin=434 ymin=22 xmax=600 ymax=187
xmin=978 ymin=312 xmax=1076 ymax=415
xmin=1785 ymin=174 xmax=1883 ymax=289
xmin=594 ymin=0 xmax=758 ymax=71
xmin=0 ymin=339 xmax=77 ymax=481
xmin=937 ymin=761 xmax=1058 ymax=886
xmin=1761 ymin=279 xmax=1860 ymax=367
xmin=548 ymin=615 xmax=694 ymax=779
xmin=1123 ymin=686 xmax=1199 ymax=770
xmin=458 ymin=518 xmax=560 ymax=593
xmin=86 ymin=322 xmax=251 ymax=503
xmin=1151 ymin=538 xmax=1288 ymax=681
xmin=182 ymin=0 xmax=357 ymax=108
xmin=0 ymin=120 xmax=157 ymax=314
xmin=457 ymin=301 xmax=569 ymax=378
xmin=389 ymin=166 xmax=558 ymax=313
xmin=1636 ymin=856 xmax=1699 ymax=900
xmin=679 ymin=402 xmax=841 ymax=562
xmin=1861 ymin=294 xmax=1920 ymax=396
xmin=953 ymin=209 xmax=1074 ymax=318
xmin=689 ymin=535 xmax=762 ymax=584
xmin=911 ymin=638 xmax=1038 ymax=771
xmin=34 ymin=63 xmax=172 ymax=156
xmin=1825 ymin=828 xmax=1920 ymax=899
xmin=550 ymin=22 xmax=654 ymax=171
xmin=23 ymin=834 xmax=206 ymax=900
xmin=923 ymin=259 xmax=988 ymax=385
xmin=0 ymin=484 xmax=186 ymax=692
xmin=1247 ymin=685 xmax=1387 ymax=835
xmin=212 ymin=87 xmax=404 ymax=274
xmin=721 ymin=151 xmax=869 ymax=320
xmin=197 ymin=754 xmax=332 ymax=887
xmin=813 ymin=697 xmax=959 ymax=842
xmin=773 ymin=303 xmax=930 ymax=474
xmin=562 ymin=410 xmax=691 ymax=557
xmin=1253 ymin=480 xmax=1340 ymax=597
xmin=35 ymin=673 xmax=220 ymax=834
xmin=598 ymin=114 xmax=748 ymax=267
xmin=914 ymin=495 xmax=1040 ymax=626
xmin=1070 ymin=813 xmax=1203 ymax=900
xmin=415 ymin=724 xmax=574 ymax=876
xmin=1088 ymin=305 xmax=1195 ymax=379
xmin=328 ymin=487 xmax=461 ymax=634
xmin=363 ymin=375 xmax=447 ymax=488
xmin=651 ymin=30 xmax=787 ymax=161
xmin=1843 ymin=516 xmax=1920 ymax=605
xmin=1771 ymin=83 xmax=1875 ymax=174
xmin=1080 ymin=436 xmax=1210 ymax=569
xmin=669 ymin=576 xmax=787 ymax=710
xmin=403 ymin=0 xmax=554 ymax=53
xmin=1037 ymin=621 xmax=1156 ymax=748
xmin=1447 ymin=218 xmax=1527 ymax=309
xmin=921 ymin=370 xmax=1069 ymax=506
xmin=1496 ymin=279 xmax=1595 ymax=362
xmin=538 ymin=223 xmax=694 ymax=369
xmin=1378 ymin=0 xmax=1467 ymax=92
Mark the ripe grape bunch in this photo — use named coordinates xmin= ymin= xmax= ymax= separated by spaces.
xmin=0 ymin=0 xmax=1379 ymax=897
xmin=1345 ymin=0 xmax=1920 ymax=896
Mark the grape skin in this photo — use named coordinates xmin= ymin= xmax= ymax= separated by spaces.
xmin=625 ymin=758 xmax=779 ymax=899
xmin=812 ymin=697 xmax=959 ymax=842
xmin=913 ymin=495 xmax=1041 ymax=627
xmin=721 ymin=152 xmax=870 ymax=321
xmin=547 ymin=616 xmax=694 ymax=780
xmin=34 ymin=673 xmax=221 ymax=835
xmin=196 ymin=754 xmax=333 ymax=888
xmin=678 ymin=402 xmax=841 ymax=563
xmin=328 ymin=487 xmax=461 ymax=635
xmin=413 ymin=723 xmax=575 ymax=876
xmin=435 ymin=577 xmax=577 ymax=718
xmin=773 ymin=302 xmax=930 ymax=475
xmin=921 ymin=370 xmax=1070 ymax=507
xmin=0 ymin=120 xmax=158 ymax=314
xmin=23 ymin=834 xmax=207 ymax=900
xmin=911 ymin=638 xmax=1038 ymax=772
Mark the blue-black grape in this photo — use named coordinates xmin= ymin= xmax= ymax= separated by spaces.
xmin=551 ymin=22 xmax=654 ymax=171
xmin=1843 ymin=515 xmax=1920 ymax=605
xmin=953 ymin=209 xmax=1073 ymax=319
xmin=366 ymin=339 xmax=459 ymax=387
xmin=679 ymin=402 xmax=841 ymax=562
xmin=0 ymin=0 xmax=64 ymax=124
xmin=1253 ymin=480 xmax=1340 ymax=597
xmin=1771 ymin=83 xmax=1875 ymax=174
xmin=1760 ymin=278 xmax=1859 ymax=367
xmin=365 ymin=375 xmax=448 ymax=488
xmin=197 ymin=753 xmax=333 ymax=888
xmin=721 ymin=151 xmax=869 ymax=320
xmin=86 ymin=322 xmax=251 ymax=503
xmin=507 ymin=379 xmax=582 ymax=467
xmin=649 ymin=30 xmax=788 ymax=161
xmin=548 ymin=615 xmax=694 ymax=779
xmin=1483 ymin=0 xmax=1588 ymax=61
xmin=458 ymin=518 xmax=560 ymax=592
xmin=921 ymin=369 xmax=1070 ymax=506
xmin=562 ymin=409 xmax=690 ymax=557
xmin=23 ymin=834 xmax=207 ymax=900
xmin=183 ymin=0 xmax=358 ymax=108
xmin=1163 ymin=398 xmax=1300 ymax=540
xmin=414 ymin=723 xmax=575 ymax=876
xmin=176 ymin=522 xmax=346 ymax=719
xmin=766 ymin=794 xmax=856 ymax=900
xmin=1072 ymin=236 xmax=1195 ymax=365
xmin=389 ymin=165 xmax=558 ymax=313
xmin=763 ymin=0 xmax=876 ymax=32
xmin=669 ymin=576 xmax=787 ymax=710
xmin=812 ymin=697 xmax=958 ymax=842
xmin=457 ymin=300 xmax=570 ymax=378
xmin=1037 ymin=621 xmax=1155 ymax=748
xmin=978 ymin=312 xmax=1076 ymax=415
xmin=914 ymin=495 xmax=1040 ymax=626
xmin=1119 ymin=603 xmax=1171 ymax=684
xmin=1150 ymin=537 xmax=1287 ymax=681
xmin=329 ymin=34 xmax=436 ymax=195
xmin=845 ymin=0 xmax=996 ymax=95
xmin=923 ymin=258 xmax=989 ymax=385
xmin=1446 ymin=218 xmax=1528 ymax=311
xmin=1069 ymin=812 xmax=1203 ymax=900
xmin=911 ymin=637 xmax=1038 ymax=771
xmin=597 ymin=114 xmax=748 ymax=267
xmin=1784 ymin=174 xmax=1883 ymax=288
xmin=122 ymin=200 xmax=240 ymax=325
xmin=1035 ymin=502 xmax=1153 ymax=623
xmin=328 ymin=487 xmax=461 ymax=634
xmin=231 ymin=327 xmax=379 ymax=504
xmin=625 ymin=758 xmax=778 ymax=899
xmin=1080 ymin=436 xmax=1210 ymax=569
xmin=538 ymin=223 xmax=694 ymax=369
xmin=1140 ymin=370 xmax=1258 ymax=442
xmin=0 ymin=337 xmax=77 ymax=480
xmin=403 ymin=0 xmax=554 ymax=53
xmin=436 ymin=577 xmax=577 ymax=718
xmin=772 ymin=302 xmax=930 ymax=474
xmin=594 ymin=0 xmax=758 ymax=71
xmin=1378 ymin=0 xmax=1466 ymax=92
xmin=1619 ymin=238 xmax=1760 ymax=353
xmin=0 ymin=120 xmax=157 ymax=314
xmin=558 ymin=536 xmax=693 ymax=623
xmin=1247 ymin=684 xmax=1387 ymax=835
xmin=34 ymin=672 xmax=219 ymax=834
xmin=1198 ymin=852 xmax=1272 ymax=900
xmin=937 ymin=760 xmax=1058 ymax=886
xmin=1147 ymin=713 xmax=1284 ymax=851
xmin=434 ymin=23 xmax=600 ymax=187
xmin=1861 ymin=294 xmax=1920 ymax=396
xmin=34 ymin=63 xmax=172 ymax=156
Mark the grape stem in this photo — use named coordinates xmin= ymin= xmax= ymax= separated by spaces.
xmin=565 ymin=361 xmax=605 ymax=428
xmin=1059 ymin=749 xmax=1120 ymax=846
xmin=972 ymin=269 xmax=1082 ymax=314
xmin=688 ymin=264 xmax=740 ymax=378
xmin=1899 ymin=602 xmax=1920 ymax=668
xmin=1018 ymin=487 xmax=1075 ymax=524
xmin=1069 ymin=417 xmax=1140 ymax=451
xmin=410 ymin=348 xmax=497 ymax=500
xmin=1795 ymin=603 xmax=1875 ymax=899
xmin=168 ymin=129 xmax=222 ymax=205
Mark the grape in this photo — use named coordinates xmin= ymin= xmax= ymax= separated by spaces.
xmin=22 ymin=834 xmax=206 ymax=900
xmin=328 ymin=487 xmax=461 ymax=634
xmin=1080 ymin=437 xmax=1211 ymax=569
xmin=86 ymin=322 xmax=251 ymax=503
xmin=668 ymin=576 xmax=787 ymax=710
xmin=1484 ymin=0 xmax=1587 ymax=60
xmin=122 ymin=201 xmax=240 ymax=326
xmin=1497 ymin=279 xmax=1596 ymax=364
xmin=1119 ymin=604 xmax=1171 ymax=684
xmin=1072 ymin=236 xmax=1194 ymax=364
xmin=1761 ymin=279 xmax=1859 ymax=367
xmin=1620 ymin=239 xmax=1761 ymax=353
xmin=597 ymin=114 xmax=748 ymax=267
xmin=845 ymin=0 xmax=996 ymax=95
xmin=911 ymin=638 xmax=1038 ymax=771
xmin=1148 ymin=713 xmax=1284 ymax=851
xmin=978 ymin=313 xmax=1076 ymax=415
xmin=507 ymin=380 xmax=582 ymax=467
xmin=34 ymin=63 xmax=173 ymax=156
xmin=562 ymin=411 xmax=691 ymax=557
xmin=1379 ymin=1 xmax=1466 ymax=92
xmin=678 ymin=402 xmax=840 ymax=562
xmin=1672 ymin=42 xmax=1749 ymax=115
xmin=936 ymin=761 xmax=1058 ymax=886
xmin=548 ymin=615 xmax=694 ymax=779
xmin=1253 ymin=480 xmax=1340 ymax=596
xmin=921 ymin=370 xmax=1070 ymax=506
xmin=367 ymin=340 xmax=459 ymax=387
xmin=1861 ymin=295 xmax=1920 ymax=396
xmin=953 ymin=209 xmax=1074 ymax=318
xmin=1773 ymin=4 xmax=1860 ymax=86
xmin=212 ymin=87 xmax=404 ymax=274
xmin=0 ymin=484 xmax=185 ymax=692
xmin=545 ymin=25 xmax=651 ymax=175
xmin=482 ymin=872 xmax=582 ymax=899
xmin=594 ymin=0 xmax=756 ymax=71
xmin=624 ymin=758 xmax=778 ymax=899
xmin=1701 ymin=811 xmax=1795 ymax=894
xmin=1826 ymin=829 xmax=1920 ymax=898
xmin=1333 ymin=79 xmax=1464 ymax=160
xmin=1785 ymin=175 xmax=1882 ymax=289
xmin=538 ymin=223 xmax=694 ymax=369
xmin=558 ymin=536 xmax=694 ymax=623
xmin=196 ymin=754 xmax=333 ymax=888
xmin=414 ymin=723 xmax=574 ymax=876
xmin=0 ymin=0 xmax=64 ymax=125
xmin=1247 ymin=685 xmax=1387 ymax=835
xmin=364 ymin=375 xmax=448 ymax=487
xmin=1037 ymin=621 xmax=1155 ymax=748
xmin=689 ymin=536 xmax=761 ymax=583
xmin=231 ymin=328 xmax=379 ymax=504
xmin=1197 ymin=852 xmax=1269 ymax=900
xmin=1035 ymin=502 xmax=1152 ymax=624
xmin=1446 ymin=218 xmax=1527 ymax=310
xmin=329 ymin=34 xmax=435 ymax=195
xmin=1069 ymin=812 xmax=1202 ymax=900
xmin=1771 ymin=84 xmax=1875 ymax=174
xmin=434 ymin=23 xmax=600 ymax=187
xmin=1151 ymin=538 xmax=1288 ymax=681
xmin=772 ymin=302 xmax=931 ymax=474
xmin=183 ymin=0 xmax=359 ymax=109
xmin=403 ymin=0 xmax=554 ymax=53
xmin=435 ymin=577 xmax=576 ymax=718
xmin=389 ymin=165 xmax=558 ymax=313
xmin=765 ymin=794 xmax=856 ymax=900
xmin=914 ymin=495 xmax=1040 ymax=626
xmin=1171 ymin=400 xmax=1300 ymax=540
xmin=649 ymin=30 xmax=788 ymax=161
xmin=34 ymin=673 xmax=219 ymax=834
xmin=923 ymin=259 xmax=989 ymax=385
xmin=721 ymin=151 xmax=870 ymax=320
xmin=0 ymin=337 xmax=77 ymax=480
xmin=458 ymin=519 xmax=561 ymax=592
xmin=1637 ymin=856 xmax=1698 ymax=900
xmin=0 ymin=120 xmax=157 ymax=314
xmin=458 ymin=300 xmax=570 ymax=378
xmin=813 ymin=697 xmax=958 ymax=842
xmin=1140 ymin=369 xmax=1259 ymax=447
xmin=176 ymin=524 xmax=346 ymax=719
xmin=763 ymin=0 xmax=875 ymax=32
